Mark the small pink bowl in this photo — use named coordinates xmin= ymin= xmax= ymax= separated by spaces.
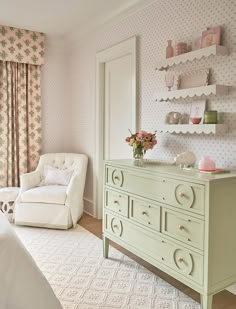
xmin=191 ymin=117 xmax=202 ymax=124
xmin=198 ymin=156 xmax=216 ymax=171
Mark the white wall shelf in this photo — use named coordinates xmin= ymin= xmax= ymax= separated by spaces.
xmin=156 ymin=124 xmax=227 ymax=134
xmin=154 ymin=84 xmax=229 ymax=102
xmin=155 ymin=45 xmax=228 ymax=71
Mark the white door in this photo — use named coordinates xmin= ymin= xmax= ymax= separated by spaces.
xmin=104 ymin=54 xmax=133 ymax=160
xmin=95 ymin=37 xmax=136 ymax=219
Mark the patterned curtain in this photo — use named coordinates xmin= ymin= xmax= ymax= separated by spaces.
xmin=0 ymin=61 xmax=42 ymax=187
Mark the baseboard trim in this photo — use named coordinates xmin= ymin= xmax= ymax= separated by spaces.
xmin=84 ymin=197 xmax=94 ymax=217
xmin=83 ymin=210 xmax=94 ymax=217
xmin=226 ymin=284 xmax=236 ymax=295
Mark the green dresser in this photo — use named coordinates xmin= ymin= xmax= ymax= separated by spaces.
xmin=103 ymin=159 xmax=236 ymax=309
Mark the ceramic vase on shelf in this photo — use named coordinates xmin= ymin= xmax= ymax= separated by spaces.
xmin=133 ymin=148 xmax=144 ymax=167
xmin=166 ymin=40 xmax=174 ymax=58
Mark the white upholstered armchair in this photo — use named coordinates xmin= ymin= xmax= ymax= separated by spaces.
xmin=15 ymin=153 xmax=88 ymax=229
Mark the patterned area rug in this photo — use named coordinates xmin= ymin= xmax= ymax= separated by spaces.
xmin=14 ymin=225 xmax=200 ymax=309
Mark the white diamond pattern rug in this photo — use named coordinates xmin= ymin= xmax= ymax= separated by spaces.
xmin=13 ymin=225 xmax=200 ymax=309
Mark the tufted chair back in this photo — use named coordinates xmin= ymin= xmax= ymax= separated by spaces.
xmin=36 ymin=153 xmax=88 ymax=179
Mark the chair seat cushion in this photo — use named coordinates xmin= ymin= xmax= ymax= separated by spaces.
xmin=21 ymin=185 xmax=67 ymax=205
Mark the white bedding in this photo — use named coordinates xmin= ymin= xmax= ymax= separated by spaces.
xmin=0 ymin=212 xmax=62 ymax=309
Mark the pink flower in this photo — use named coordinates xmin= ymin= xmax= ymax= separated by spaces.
xmin=139 ymin=130 xmax=148 ymax=138
xmin=143 ymin=142 xmax=151 ymax=150
xmin=152 ymin=139 xmax=157 ymax=145
xmin=126 ymin=129 xmax=157 ymax=154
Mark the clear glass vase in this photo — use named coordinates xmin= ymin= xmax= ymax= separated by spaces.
xmin=133 ymin=149 xmax=144 ymax=167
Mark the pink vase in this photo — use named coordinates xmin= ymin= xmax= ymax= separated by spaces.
xmin=166 ymin=40 xmax=174 ymax=58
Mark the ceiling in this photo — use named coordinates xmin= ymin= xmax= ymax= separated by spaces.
xmin=0 ymin=0 xmax=145 ymax=38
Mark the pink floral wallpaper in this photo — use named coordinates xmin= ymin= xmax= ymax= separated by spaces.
xmin=0 ymin=25 xmax=45 ymax=65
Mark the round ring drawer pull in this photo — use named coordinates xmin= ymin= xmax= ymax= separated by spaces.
xmin=179 ymin=192 xmax=185 ymax=198
xmin=142 ymin=211 xmax=147 ymax=215
xmin=179 ymin=225 xmax=184 ymax=231
xmin=114 ymin=176 xmax=120 ymax=180
xmin=113 ymin=225 xmax=119 ymax=229
xmin=178 ymin=257 xmax=184 ymax=263
xmin=114 ymin=200 xmax=119 ymax=204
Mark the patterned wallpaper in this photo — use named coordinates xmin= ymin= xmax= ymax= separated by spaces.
xmin=62 ymin=0 xmax=236 ymax=214
xmin=0 ymin=25 xmax=45 ymax=65
xmin=42 ymin=0 xmax=236 ymax=214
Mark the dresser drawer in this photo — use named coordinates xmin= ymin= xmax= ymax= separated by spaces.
xmin=162 ymin=209 xmax=204 ymax=250
xmin=105 ymin=189 xmax=129 ymax=217
xmin=106 ymin=165 xmax=169 ymax=205
xmin=105 ymin=211 xmax=203 ymax=286
xmin=161 ymin=239 xmax=203 ymax=285
xmin=105 ymin=165 xmax=205 ymax=215
xmin=163 ymin=180 xmax=205 ymax=215
xmin=129 ymin=197 xmax=161 ymax=231
xmin=104 ymin=212 xmax=164 ymax=263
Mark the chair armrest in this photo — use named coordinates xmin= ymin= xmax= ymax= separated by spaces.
xmin=20 ymin=171 xmax=41 ymax=193
xmin=66 ymin=174 xmax=84 ymax=205
xmin=65 ymin=174 xmax=85 ymax=226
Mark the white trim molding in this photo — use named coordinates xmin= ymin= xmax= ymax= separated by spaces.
xmin=64 ymin=0 xmax=157 ymax=47
xmin=83 ymin=197 xmax=94 ymax=217
xmin=94 ymin=36 xmax=137 ymax=219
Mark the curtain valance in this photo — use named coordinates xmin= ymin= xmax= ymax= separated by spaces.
xmin=0 ymin=25 xmax=45 ymax=65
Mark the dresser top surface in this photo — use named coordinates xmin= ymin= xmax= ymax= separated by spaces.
xmin=105 ymin=159 xmax=236 ymax=182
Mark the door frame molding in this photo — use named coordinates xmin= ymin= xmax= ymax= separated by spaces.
xmin=94 ymin=36 xmax=137 ymax=219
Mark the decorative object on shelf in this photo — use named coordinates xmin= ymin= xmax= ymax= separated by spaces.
xmin=155 ymin=45 xmax=228 ymax=71
xmin=166 ymin=111 xmax=182 ymax=124
xmin=179 ymin=69 xmax=210 ymax=89
xmin=187 ymin=43 xmax=192 ymax=53
xmin=125 ymin=130 xmax=157 ymax=167
xmin=179 ymin=113 xmax=189 ymax=124
xmin=175 ymin=151 xmax=196 ymax=168
xmin=191 ymin=117 xmax=202 ymax=124
xmin=198 ymin=156 xmax=216 ymax=171
xmin=166 ymin=40 xmax=174 ymax=58
xmin=189 ymin=100 xmax=206 ymax=124
xmin=204 ymin=110 xmax=218 ymax=124
xmin=165 ymin=72 xmax=175 ymax=91
xmin=193 ymin=36 xmax=202 ymax=50
xmin=175 ymin=42 xmax=187 ymax=56
xmin=201 ymin=26 xmax=221 ymax=48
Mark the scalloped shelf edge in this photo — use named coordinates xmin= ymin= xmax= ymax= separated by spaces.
xmin=154 ymin=84 xmax=229 ymax=102
xmin=156 ymin=45 xmax=228 ymax=71
xmin=156 ymin=124 xmax=228 ymax=134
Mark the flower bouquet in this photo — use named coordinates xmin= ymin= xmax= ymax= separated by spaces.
xmin=125 ymin=130 xmax=157 ymax=166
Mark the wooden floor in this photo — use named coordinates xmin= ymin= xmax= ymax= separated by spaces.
xmin=79 ymin=213 xmax=236 ymax=309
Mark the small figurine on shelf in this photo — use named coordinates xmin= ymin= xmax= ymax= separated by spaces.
xmin=166 ymin=40 xmax=174 ymax=58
